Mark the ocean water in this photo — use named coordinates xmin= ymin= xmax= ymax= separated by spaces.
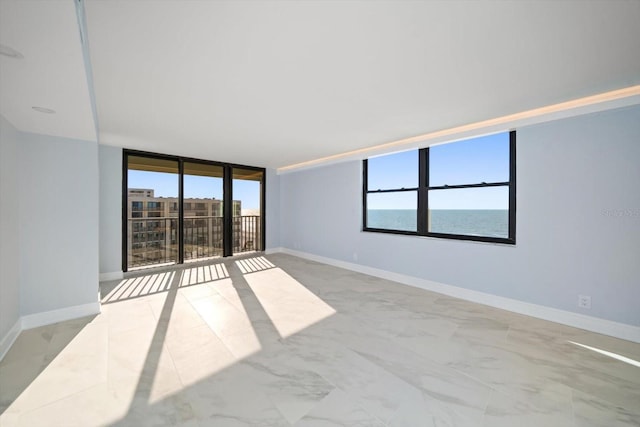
xmin=367 ymin=209 xmax=509 ymax=238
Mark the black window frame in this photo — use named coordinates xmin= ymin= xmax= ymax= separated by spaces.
xmin=363 ymin=131 xmax=516 ymax=244
xmin=122 ymin=149 xmax=267 ymax=272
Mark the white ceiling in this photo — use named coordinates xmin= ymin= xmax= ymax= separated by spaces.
xmin=2 ymin=1 xmax=639 ymax=169
xmin=0 ymin=0 xmax=96 ymax=142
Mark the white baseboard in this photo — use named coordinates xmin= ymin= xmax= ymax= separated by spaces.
xmin=277 ymin=248 xmax=640 ymax=344
xmin=265 ymin=247 xmax=285 ymax=255
xmin=0 ymin=301 xmax=102 ymax=361
xmin=100 ymin=271 xmax=123 ymax=281
xmin=0 ymin=318 xmax=22 ymax=361
xmin=21 ymin=301 xmax=101 ymax=330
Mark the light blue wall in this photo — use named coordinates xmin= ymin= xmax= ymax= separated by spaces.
xmin=279 ymin=105 xmax=640 ymax=326
xmin=99 ymin=145 xmax=122 ymax=276
xmin=19 ymin=132 xmax=100 ymax=316
xmin=0 ymin=115 xmax=21 ymax=340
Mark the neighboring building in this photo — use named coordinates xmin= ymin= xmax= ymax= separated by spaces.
xmin=127 ymin=189 xmax=257 ymax=267
xmin=128 ymin=188 xmax=233 ymax=218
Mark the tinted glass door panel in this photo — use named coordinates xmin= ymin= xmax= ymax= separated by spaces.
xmin=183 ymin=162 xmax=224 ymax=262
xmin=232 ymin=168 xmax=264 ymax=255
xmin=127 ymin=156 xmax=179 ymax=270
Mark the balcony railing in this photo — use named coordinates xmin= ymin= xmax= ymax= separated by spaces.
xmin=127 ymin=215 xmax=261 ymax=269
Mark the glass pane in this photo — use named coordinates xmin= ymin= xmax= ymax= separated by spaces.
xmin=428 ymin=187 xmax=509 ymax=238
xmin=366 ymin=191 xmax=417 ymax=232
xmin=429 ymin=133 xmax=509 ymax=187
xmin=367 ymin=150 xmax=418 ymax=191
xmin=232 ymin=168 xmax=263 ymax=254
xmin=127 ymin=156 xmax=179 ymax=269
xmin=183 ymin=162 xmax=224 ymax=262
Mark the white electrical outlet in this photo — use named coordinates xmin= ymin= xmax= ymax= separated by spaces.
xmin=578 ymin=295 xmax=591 ymax=309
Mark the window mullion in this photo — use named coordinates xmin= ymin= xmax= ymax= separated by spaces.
xmin=417 ymin=148 xmax=428 ymax=235
xmin=223 ymin=166 xmax=233 ymax=257
xmin=509 ymin=130 xmax=517 ymax=242
xmin=428 ymin=181 xmax=509 ymax=190
xmin=367 ymin=187 xmax=419 ymax=194
xmin=121 ymin=153 xmax=128 ymax=272
xmin=178 ymin=159 xmax=184 ymax=264
xmin=362 ymin=160 xmax=368 ymax=230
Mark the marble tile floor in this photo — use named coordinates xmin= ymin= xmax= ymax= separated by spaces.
xmin=1 ymin=253 xmax=639 ymax=426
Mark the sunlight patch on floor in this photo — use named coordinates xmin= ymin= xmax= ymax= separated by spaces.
xmin=569 ymin=341 xmax=640 ymax=368
xmin=181 ymin=263 xmax=229 ymax=286
xmin=103 ymin=263 xmax=232 ymax=304
xmin=188 ymin=282 xmax=263 ymax=360
xmin=242 ymin=267 xmax=336 ymax=338
xmin=102 ymin=272 xmax=175 ymax=303
xmin=235 ymin=256 xmax=276 ymax=274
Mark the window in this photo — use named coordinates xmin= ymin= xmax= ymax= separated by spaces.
xmin=363 ymin=131 xmax=516 ymax=244
xmin=232 ymin=169 xmax=263 ymax=254
xmin=364 ymin=150 xmax=418 ymax=232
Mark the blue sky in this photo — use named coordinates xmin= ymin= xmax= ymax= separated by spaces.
xmin=128 ymin=171 xmax=261 ymax=210
xmin=367 ymin=132 xmax=509 ymax=209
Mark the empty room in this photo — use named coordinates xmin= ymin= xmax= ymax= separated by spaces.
xmin=1 ymin=1 xmax=639 ymax=426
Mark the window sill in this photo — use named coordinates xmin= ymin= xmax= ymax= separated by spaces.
xmin=361 ymin=228 xmax=516 ymax=246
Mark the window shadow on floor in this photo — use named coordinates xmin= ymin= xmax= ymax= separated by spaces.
xmin=234 ymin=256 xmax=276 ymax=274
xmin=113 ymin=269 xmax=184 ymax=424
xmin=108 ymin=255 xmax=285 ymax=426
xmin=101 ymin=262 xmax=231 ymax=304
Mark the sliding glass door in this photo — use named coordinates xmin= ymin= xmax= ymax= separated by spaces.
xmin=126 ymin=156 xmax=179 ymax=270
xmin=183 ymin=162 xmax=224 ymax=262
xmin=123 ymin=151 xmax=265 ymax=272
xmin=232 ymin=168 xmax=264 ymax=255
